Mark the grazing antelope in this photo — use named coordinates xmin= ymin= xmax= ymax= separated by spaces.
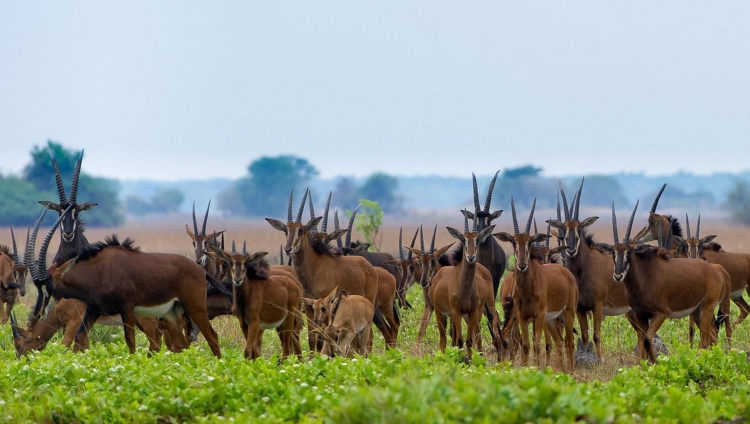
xmin=210 ymin=244 xmax=303 ymax=360
xmin=495 ymin=198 xmax=578 ymax=372
xmin=9 ymin=300 xmax=166 ymax=357
xmin=428 ymin=212 xmax=503 ymax=361
xmin=29 ymin=206 xmax=222 ymax=357
xmin=460 ymin=171 xmax=506 ymax=297
xmin=265 ymin=189 xmax=378 ymax=352
xmin=318 ymin=290 xmax=374 ymax=358
xmin=547 ymin=179 xmax=630 ymax=362
xmin=595 ymin=201 xmax=724 ymax=363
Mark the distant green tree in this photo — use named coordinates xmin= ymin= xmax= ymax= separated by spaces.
xmin=222 ymin=155 xmax=319 ymax=217
xmin=349 ymin=199 xmax=383 ymax=251
xmin=726 ymin=180 xmax=750 ymax=226
xmin=125 ymin=188 xmax=185 ymax=215
xmin=357 ymin=172 xmax=402 ymax=214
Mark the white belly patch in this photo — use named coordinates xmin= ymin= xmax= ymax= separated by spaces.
xmin=545 ymin=310 xmax=562 ymax=321
xmin=669 ymin=305 xmax=699 ymax=319
xmin=732 ymin=289 xmax=746 ymax=299
xmin=135 ymin=299 xmax=183 ymax=318
xmin=603 ymin=306 xmax=631 ymax=316
xmin=260 ymin=318 xmax=285 ymax=329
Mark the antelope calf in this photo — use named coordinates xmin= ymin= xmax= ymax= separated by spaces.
xmin=495 ymin=198 xmax=578 ymax=372
xmin=428 ymin=212 xmax=503 ymax=361
xmin=211 ymin=244 xmax=303 ymax=360
xmin=320 ymin=290 xmax=375 ymax=358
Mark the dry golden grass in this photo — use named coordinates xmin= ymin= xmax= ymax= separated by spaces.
xmin=2 ymin=212 xmax=749 ymax=382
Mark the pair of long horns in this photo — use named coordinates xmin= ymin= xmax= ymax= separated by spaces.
xmin=611 ymin=200 xmax=640 ymax=245
xmin=286 ymin=188 xmax=309 ymax=224
xmin=510 ymin=197 xmax=537 ymax=235
xmin=685 ymin=214 xmax=701 ymax=240
xmin=308 ymin=191 xmax=333 ymax=233
xmin=50 ymin=150 xmax=85 ymax=205
xmin=416 ymin=224 xmax=437 ymax=254
xmin=27 ymin=204 xmax=70 ymax=283
xmin=231 ymin=240 xmax=247 ymax=255
xmin=398 ymin=227 xmax=420 ymax=261
xmin=463 ymin=208 xmax=478 ymax=232
xmin=191 ymin=200 xmax=211 ymax=236
xmin=472 ymin=170 xmax=500 ymax=214
xmin=532 ymin=218 xmax=551 ymax=248
xmin=333 ymin=204 xmax=361 ymax=249
xmin=558 ymin=177 xmax=585 ymax=221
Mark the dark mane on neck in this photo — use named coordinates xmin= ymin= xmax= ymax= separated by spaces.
xmin=246 ymin=258 xmax=271 ymax=280
xmin=0 ymin=245 xmax=10 ymax=256
xmin=704 ymin=242 xmax=723 ymax=252
xmin=65 ymin=234 xmax=139 ymax=263
xmin=666 ymin=215 xmax=683 ymax=238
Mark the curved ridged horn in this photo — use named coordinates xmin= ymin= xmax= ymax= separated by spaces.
xmin=545 ymin=219 xmax=551 ymax=248
xmin=49 ymin=152 xmax=67 ymax=204
xmin=398 ymin=228 xmax=405 ymax=260
xmin=201 ymin=199 xmax=211 ymax=236
xmin=25 ymin=223 xmax=39 ymax=281
xmin=533 ymin=218 xmax=538 ymax=236
xmin=344 ymin=204 xmax=361 ymax=248
xmin=320 ymin=192 xmax=332 ymax=233
xmin=287 ymin=190 xmax=294 ymax=223
xmin=556 ymin=195 xmax=562 ymax=222
xmin=430 ymin=225 xmax=437 ymax=252
xmin=10 ymin=312 xmax=20 ymax=339
xmin=696 ymin=214 xmax=701 ymax=239
xmin=10 ymin=226 xmax=21 ymax=266
xmin=279 ymin=245 xmax=284 ymax=266
xmin=649 ymin=183 xmax=667 ymax=214
xmin=242 ymin=241 xmax=247 ymax=255
xmin=191 ymin=201 xmax=199 ymax=235
xmin=408 ymin=228 xmax=418 ymax=261
xmin=69 ymin=150 xmax=84 ymax=204
xmin=308 ymin=191 xmax=316 ymax=222
xmin=37 ymin=205 xmax=70 ymax=282
xmin=22 ymin=226 xmax=31 ymax=269
xmin=573 ymin=177 xmax=585 ymax=221
xmin=464 ymin=209 xmax=469 ymax=233
xmin=231 ymin=240 xmax=237 ymax=255
xmin=296 ymin=188 xmax=309 ymax=223
xmin=624 ymin=200 xmax=640 ymax=243
xmin=334 ymin=209 xmax=344 ymax=250
xmin=559 ymin=181 xmax=571 ymax=221
xmin=419 ymin=225 xmax=425 ymax=254
xmin=510 ymin=197 xmax=520 ymax=235
xmin=472 ymin=173 xmax=481 ymax=213
xmin=484 ymin=170 xmax=500 ymax=213
xmin=525 ymin=198 xmax=537 ymax=235
xmin=611 ymin=202 xmax=620 ymax=246
xmin=685 ymin=214 xmax=691 ymax=239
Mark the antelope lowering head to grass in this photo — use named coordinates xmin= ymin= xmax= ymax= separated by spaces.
xmin=546 ymin=178 xmax=629 ymax=362
xmin=494 ymin=198 xmax=578 ymax=372
xmin=595 ymin=201 xmax=724 ymax=363
xmin=317 ymin=290 xmax=374 ymax=358
xmin=28 ymin=206 xmax=223 ymax=358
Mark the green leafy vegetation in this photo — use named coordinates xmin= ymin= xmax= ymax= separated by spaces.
xmin=349 ymin=199 xmax=383 ymax=251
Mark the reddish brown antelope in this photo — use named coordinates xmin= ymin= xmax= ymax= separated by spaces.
xmin=428 ymin=212 xmax=502 ymax=361
xmin=495 ymin=198 xmax=578 ymax=371
xmin=29 ymin=206 xmax=222 ymax=357
xmin=1 ymin=228 xmax=30 ymax=325
xmin=460 ymin=171 xmax=506 ymax=297
xmin=316 ymin=290 xmax=374 ymax=358
xmin=9 ymin=301 xmax=166 ymax=357
xmin=595 ymin=201 xmax=724 ymax=363
xmin=265 ymin=189 xmax=378 ymax=352
xmin=185 ymin=200 xmax=225 ymax=278
xmin=546 ymin=178 xmax=630 ymax=362
xmin=209 ymin=244 xmax=303 ymax=360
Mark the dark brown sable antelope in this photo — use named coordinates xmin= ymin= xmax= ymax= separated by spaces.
xmin=547 ymin=178 xmax=630 ymax=362
xmin=28 ymin=206 xmax=222 ymax=357
xmin=391 ymin=227 xmax=420 ymax=311
xmin=428 ymin=212 xmax=503 ymax=361
xmin=595 ymin=201 xmax=724 ymax=363
xmin=265 ymin=189 xmax=378 ymax=352
xmin=460 ymin=171 xmax=506 ymax=297
xmin=495 ymin=198 xmax=578 ymax=372
xmin=34 ymin=150 xmax=97 ymax=317
xmin=0 ymin=228 xmax=30 ymax=324
xmin=331 ymin=206 xmax=400 ymax=348
xmin=9 ymin=300 xmax=166 ymax=358
xmin=185 ymin=200 xmax=225 ymax=278
xmin=209 ymin=244 xmax=303 ymax=360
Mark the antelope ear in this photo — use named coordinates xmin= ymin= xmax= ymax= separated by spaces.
xmin=248 ymin=252 xmax=268 ymax=262
xmin=302 ymin=298 xmax=316 ymax=307
xmin=546 ymin=219 xmax=564 ymax=230
xmin=549 ymin=246 xmax=567 ymax=256
xmin=434 ymin=243 xmax=455 ymax=257
xmin=446 ymin=227 xmax=464 ymax=242
xmin=530 ymin=234 xmax=550 ymax=244
xmin=633 ymin=244 xmax=653 ymax=254
xmin=77 ymin=202 xmax=98 ymax=212
xmin=700 ymin=235 xmax=717 ymax=245
xmin=209 ymin=230 xmax=226 ymax=242
xmin=383 ymin=259 xmax=401 ymax=267
xmin=185 ymin=224 xmax=196 ymax=239
xmin=460 ymin=210 xmax=475 ymax=220
xmin=477 ymin=226 xmax=495 ymax=243
xmin=58 ymin=256 xmax=79 ymax=278
xmin=265 ymin=218 xmax=288 ymax=234
xmin=493 ymin=232 xmax=514 ymax=244
xmin=38 ymin=201 xmax=63 ymax=213
xmin=579 ymin=217 xmax=599 ymax=228
xmin=304 ymin=216 xmax=323 ymax=230
xmin=208 ymin=246 xmax=230 ymax=261
xmin=591 ymin=243 xmax=613 ymax=254
xmin=336 ymin=327 xmax=349 ymax=338
xmin=352 ymin=243 xmax=370 ymax=253
xmin=490 ymin=210 xmax=503 ymax=220
xmin=327 ymin=229 xmax=348 ymax=242
xmin=405 ymin=247 xmax=422 ymax=256
xmin=11 ymin=324 xmax=31 ymax=341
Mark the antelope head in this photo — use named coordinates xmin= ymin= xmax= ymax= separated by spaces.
xmin=460 ymin=171 xmax=503 ymax=234
xmin=494 ymin=198 xmax=548 ymax=273
xmin=209 ymin=242 xmax=267 ymax=286
xmin=266 ymin=188 xmax=311 ymax=255
xmin=632 ymin=183 xmax=669 ymax=243
xmin=673 ymin=214 xmax=716 ymax=259
xmin=388 ymin=227 xmax=420 ymax=308
xmin=406 ymin=225 xmax=452 ymax=288
xmin=596 ymin=200 xmax=641 ymax=282
xmin=10 ymin=312 xmax=46 ymax=358
xmin=547 ymin=178 xmax=595 ymax=258
xmin=302 ymin=286 xmax=341 ymax=327
xmin=8 ymin=226 xmax=30 ymax=296
xmin=447 ymin=209 xmax=494 ymax=265
xmin=38 ymin=150 xmax=97 ymax=244
xmin=185 ymin=200 xmax=225 ymax=267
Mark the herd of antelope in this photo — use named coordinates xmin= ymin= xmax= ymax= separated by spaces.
xmin=2 ymin=152 xmax=747 ymax=373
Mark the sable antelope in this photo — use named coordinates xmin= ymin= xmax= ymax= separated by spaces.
xmin=332 ymin=206 xmax=400 ymax=348
xmin=9 ymin=300 xmax=166 ymax=358
xmin=29 ymin=206 xmax=222 ymax=357
xmin=546 ymin=178 xmax=630 ymax=362
xmin=185 ymin=200 xmax=225 ymax=278
xmin=495 ymin=198 xmax=578 ymax=372
xmin=390 ymin=227 xmax=420 ymax=310
xmin=35 ymin=150 xmax=97 ymax=317
xmin=210 ymin=244 xmax=303 ymax=360
xmin=632 ymin=183 xmax=681 ymax=244
xmin=316 ymin=290 xmax=374 ymax=358
xmin=460 ymin=171 xmax=506 ymax=297
xmin=265 ymin=189 xmax=378 ymax=352
xmin=428 ymin=212 xmax=502 ymax=361
xmin=1 ymin=228 xmax=30 ymax=324
xmin=595 ymin=201 xmax=723 ymax=363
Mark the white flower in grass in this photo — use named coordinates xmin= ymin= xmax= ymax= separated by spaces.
xmin=300 ymin=382 xmax=308 ymax=387
xmin=262 ymin=396 xmax=270 ymax=402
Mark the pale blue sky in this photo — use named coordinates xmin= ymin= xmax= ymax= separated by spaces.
xmin=2 ymin=2 xmax=749 ymax=181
